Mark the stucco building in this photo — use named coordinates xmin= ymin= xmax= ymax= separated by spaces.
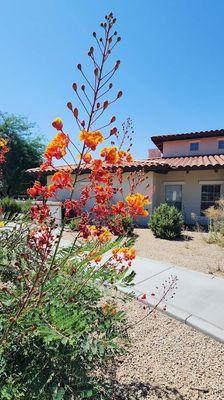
xmin=28 ymin=128 xmax=224 ymax=226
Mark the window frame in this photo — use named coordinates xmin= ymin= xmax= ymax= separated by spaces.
xmin=165 ymin=184 xmax=182 ymax=211
xmin=218 ymin=140 xmax=224 ymax=150
xmin=200 ymin=184 xmax=221 ymax=215
xmin=189 ymin=141 xmax=199 ymax=152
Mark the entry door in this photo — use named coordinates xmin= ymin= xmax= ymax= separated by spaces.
xmin=165 ymin=184 xmax=182 ymax=210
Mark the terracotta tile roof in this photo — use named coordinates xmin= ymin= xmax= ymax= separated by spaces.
xmin=151 ymin=129 xmax=224 ymax=151
xmin=27 ymin=154 xmax=224 ymax=176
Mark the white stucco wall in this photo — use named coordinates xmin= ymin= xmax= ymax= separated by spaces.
xmin=163 ymin=136 xmax=224 ymax=157
xmin=47 ymin=168 xmax=224 ymax=226
xmin=154 ymin=169 xmax=224 ymax=224
xmin=47 ymin=171 xmax=155 ymax=227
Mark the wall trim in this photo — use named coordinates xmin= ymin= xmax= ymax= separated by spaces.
xmin=163 ymin=181 xmax=185 ymax=185
xmin=198 ymin=180 xmax=224 ymax=185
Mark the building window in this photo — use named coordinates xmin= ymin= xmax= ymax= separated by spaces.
xmin=218 ymin=140 xmax=224 ymax=150
xmin=190 ymin=142 xmax=199 ymax=151
xmin=201 ymin=185 xmax=221 ymax=214
xmin=165 ymin=184 xmax=182 ymax=210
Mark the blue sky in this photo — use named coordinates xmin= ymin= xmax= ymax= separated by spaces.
xmin=1 ymin=0 xmax=224 ymax=160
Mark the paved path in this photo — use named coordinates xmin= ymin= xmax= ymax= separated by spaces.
xmin=120 ymin=256 xmax=224 ymax=343
xmin=59 ymin=237 xmax=224 ymax=343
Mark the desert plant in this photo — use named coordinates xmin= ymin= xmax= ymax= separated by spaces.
xmin=0 ymin=13 xmax=151 ymax=399
xmin=148 ymin=203 xmax=184 ymax=240
xmin=204 ymin=199 xmax=224 ymax=245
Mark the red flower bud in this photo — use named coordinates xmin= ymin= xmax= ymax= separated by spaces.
xmin=67 ymin=102 xmax=73 ymax=110
xmin=115 ymin=60 xmax=121 ymax=70
xmin=103 ymin=101 xmax=108 ymax=110
xmin=73 ymin=108 xmax=78 ymax=118
xmin=117 ymin=91 xmax=123 ymax=98
xmin=52 ymin=117 xmax=63 ymax=131
xmin=72 ymin=83 xmax=77 ymax=91
xmin=81 ymin=84 xmax=85 ymax=91
xmin=110 ymin=116 xmax=116 ymax=123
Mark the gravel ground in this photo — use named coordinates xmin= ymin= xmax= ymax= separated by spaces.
xmin=112 ymin=299 xmax=224 ymax=400
xmin=134 ymin=229 xmax=224 ymax=276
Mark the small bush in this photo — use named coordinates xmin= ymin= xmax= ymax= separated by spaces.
xmin=122 ymin=215 xmax=134 ymax=236
xmin=0 ymin=197 xmax=22 ymax=216
xmin=19 ymin=199 xmax=32 ymax=214
xmin=148 ymin=203 xmax=184 ymax=240
xmin=69 ymin=217 xmax=81 ymax=231
xmin=205 ymin=199 xmax=224 ymax=246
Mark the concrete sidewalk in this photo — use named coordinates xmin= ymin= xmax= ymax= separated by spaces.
xmin=120 ymin=256 xmax=224 ymax=343
xmin=58 ymin=237 xmax=224 ymax=342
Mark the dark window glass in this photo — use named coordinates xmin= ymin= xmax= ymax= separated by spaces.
xmin=201 ymin=185 xmax=221 ymax=215
xmin=190 ymin=142 xmax=199 ymax=151
xmin=218 ymin=140 xmax=224 ymax=150
xmin=165 ymin=185 xmax=182 ymax=210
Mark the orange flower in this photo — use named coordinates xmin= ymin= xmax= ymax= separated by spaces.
xmin=79 ymin=130 xmax=104 ymax=150
xmin=112 ymin=247 xmax=136 ymax=261
xmin=100 ymin=146 xmax=118 ymax=164
xmin=44 ymin=132 xmax=69 ymax=162
xmin=90 ymin=159 xmax=111 ymax=183
xmin=52 ymin=117 xmax=63 ymax=131
xmin=111 ymin=201 xmax=126 ymax=216
xmin=50 ymin=170 xmax=73 ymax=189
xmin=125 ymin=193 xmax=150 ymax=217
xmin=0 ymin=138 xmax=8 ymax=148
xmin=118 ymin=150 xmax=133 ymax=162
xmin=94 ymin=255 xmax=102 ymax=263
xmin=83 ymin=153 xmax=92 ymax=163
xmin=27 ymin=181 xmax=50 ymax=198
xmin=89 ymin=225 xmax=111 ymax=243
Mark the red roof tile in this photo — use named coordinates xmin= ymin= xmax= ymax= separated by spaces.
xmin=27 ymin=154 xmax=224 ymax=175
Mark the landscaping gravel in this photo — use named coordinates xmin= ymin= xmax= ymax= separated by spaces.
xmin=134 ymin=229 xmax=224 ymax=276
xmin=113 ymin=298 xmax=224 ymax=400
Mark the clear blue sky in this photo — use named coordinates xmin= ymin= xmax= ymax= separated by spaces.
xmin=1 ymin=0 xmax=224 ymax=160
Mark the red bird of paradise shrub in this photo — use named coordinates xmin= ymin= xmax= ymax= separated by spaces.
xmin=0 ymin=13 xmax=177 ymax=399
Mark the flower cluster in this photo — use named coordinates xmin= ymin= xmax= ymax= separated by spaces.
xmin=0 ymin=137 xmax=9 ymax=164
xmin=79 ymin=130 xmax=104 ymax=150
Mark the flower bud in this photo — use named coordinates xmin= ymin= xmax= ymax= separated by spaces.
xmin=81 ymin=84 xmax=85 ymax=91
xmin=52 ymin=117 xmax=63 ymax=131
xmin=117 ymin=91 xmax=123 ymax=98
xmin=77 ymin=64 xmax=82 ymax=70
xmin=94 ymin=68 xmax=99 ymax=76
xmin=93 ymin=32 xmax=96 ymax=37
xmin=72 ymin=83 xmax=77 ymax=91
xmin=110 ymin=116 xmax=116 ymax=123
xmin=73 ymin=108 xmax=78 ymax=118
xmin=115 ymin=60 xmax=121 ymax=70
xmin=103 ymin=100 xmax=108 ymax=110
xmin=67 ymin=102 xmax=73 ymax=110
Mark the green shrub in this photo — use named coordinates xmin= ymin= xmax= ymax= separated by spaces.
xmin=69 ymin=217 xmax=81 ymax=231
xmin=148 ymin=203 xmax=184 ymax=240
xmin=122 ymin=215 xmax=134 ymax=236
xmin=19 ymin=199 xmax=32 ymax=214
xmin=0 ymin=197 xmax=22 ymax=216
xmin=0 ymin=226 xmax=134 ymax=399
